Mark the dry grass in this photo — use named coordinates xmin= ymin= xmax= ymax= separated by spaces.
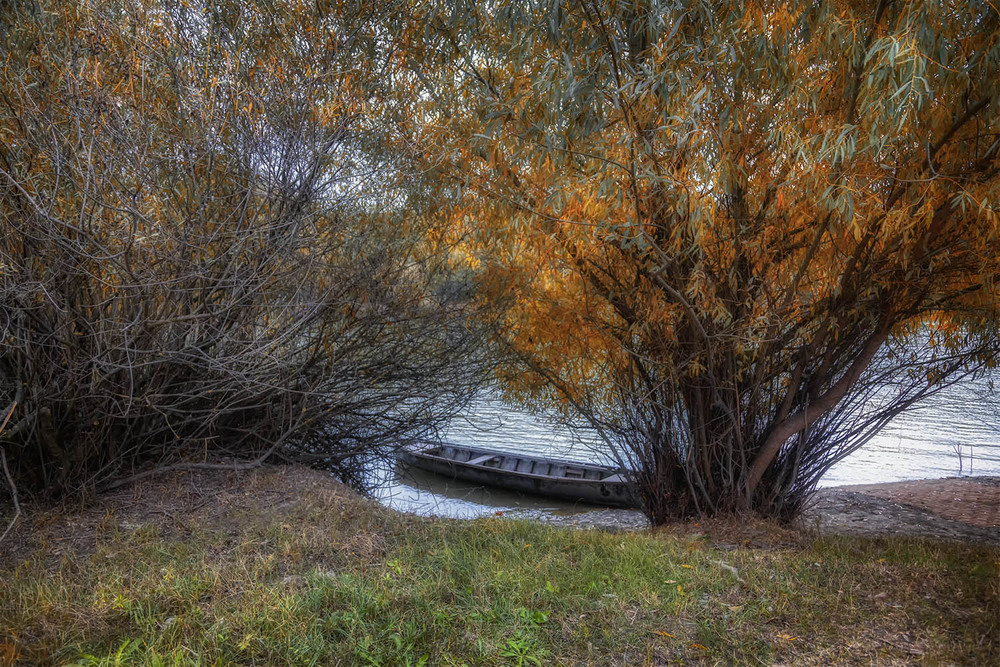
xmin=1 ymin=466 xmax=997 ymax=666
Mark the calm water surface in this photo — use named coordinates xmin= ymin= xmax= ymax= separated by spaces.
xmin=375 ymin=375 xmax=1000 ymax=521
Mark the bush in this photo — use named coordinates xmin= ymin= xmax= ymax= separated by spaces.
xmin=0 ymin=0 xmax=487 ymax=497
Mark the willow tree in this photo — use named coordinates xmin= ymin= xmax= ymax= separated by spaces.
xmin=401 ymin=0 xmax=1000 ymax=521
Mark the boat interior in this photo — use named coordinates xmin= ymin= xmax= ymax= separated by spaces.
xmin=425 ymin=445 xmax=609 ymax=481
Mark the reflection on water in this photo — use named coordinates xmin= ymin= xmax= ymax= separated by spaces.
xmin=376 ymin=375 xmax=999 ymax=521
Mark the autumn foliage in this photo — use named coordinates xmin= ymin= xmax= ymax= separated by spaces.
xmin=2 ymin=0 xmax=998 ymax=520
xmin=402 ymin=0 xmax=1000 ymax=520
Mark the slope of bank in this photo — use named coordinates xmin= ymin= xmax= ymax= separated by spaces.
xmin=1 ymin=465 xmax=997 ymax=665
xmin=395 ymin=473 xmax=1000 ymax=547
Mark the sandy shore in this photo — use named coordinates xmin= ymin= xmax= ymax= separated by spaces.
xmin=520 ymin=475 xmax=1000 ymax=545
xmin=799 ymin=476 xmax=999 ymax=546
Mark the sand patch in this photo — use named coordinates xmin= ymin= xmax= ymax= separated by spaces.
xmin=841 ymin=478 xmax=999 ymax=530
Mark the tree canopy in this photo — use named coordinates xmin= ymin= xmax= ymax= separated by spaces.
xmin=398 ymin=0 xmax=1000 ymax=520
xmin=2 ymin=0 xmax=998 ymax=519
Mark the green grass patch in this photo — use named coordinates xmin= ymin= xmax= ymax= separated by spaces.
xmin=1 ymin=468 xmax=997 ymax=665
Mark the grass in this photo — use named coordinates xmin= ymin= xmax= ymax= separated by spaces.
xmin=0 ymin=466 xmax=997 ymax=666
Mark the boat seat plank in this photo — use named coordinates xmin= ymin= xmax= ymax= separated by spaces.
xmin=466 ymin=454 xmax=496 ymax=466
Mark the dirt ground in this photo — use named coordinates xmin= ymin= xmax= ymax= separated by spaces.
xmin=838 ymin=477 xmax=1000 ymax=529
xmin=0 ymin=465 xmax=361 ymax=567
xmin=1 ymin=467 xmax=997 ymax=565
xmin=801 ymin=476 xmax=1000 ymax=546
xmin=528 ymin=476 xmax=1000 ymax=545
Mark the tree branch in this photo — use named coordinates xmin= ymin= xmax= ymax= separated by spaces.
xmin=0 ymin=402 xmax=21 ymax=546
xmin=745 ymin=323 xmax=891 ymax=498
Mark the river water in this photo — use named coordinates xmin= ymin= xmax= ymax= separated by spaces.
xmin=374 ymin=374 xmax=1000 ymax=522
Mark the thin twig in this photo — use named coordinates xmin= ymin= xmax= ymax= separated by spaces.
xmin=97 ymin=440 xmax=285 ymax=493
xmin=0 ymin=401 xmax=21 ymax=545
xmin=0 ymin=449 xmax=20 ymax=545
xmin=150 ymin=508 xmax=190 ymax=532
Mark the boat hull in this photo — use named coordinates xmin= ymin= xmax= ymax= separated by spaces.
xmin=398 ymin=443 xmax=638 ymax=508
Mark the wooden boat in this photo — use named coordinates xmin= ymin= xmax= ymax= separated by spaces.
xmin=397 ymin=442 xmax=638 ymax=508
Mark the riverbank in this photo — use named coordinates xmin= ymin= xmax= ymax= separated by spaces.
xmin=802 ymin=477 xmax=1000 ymax=546
xmin=435 ymin=475 xmax=1000 ymax=546
xmin=1 ymin=465 xmax=997 ymax=665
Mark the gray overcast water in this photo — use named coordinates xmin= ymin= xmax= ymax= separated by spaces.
xmin=375 ymin=374 xmax=1000 ymax=521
